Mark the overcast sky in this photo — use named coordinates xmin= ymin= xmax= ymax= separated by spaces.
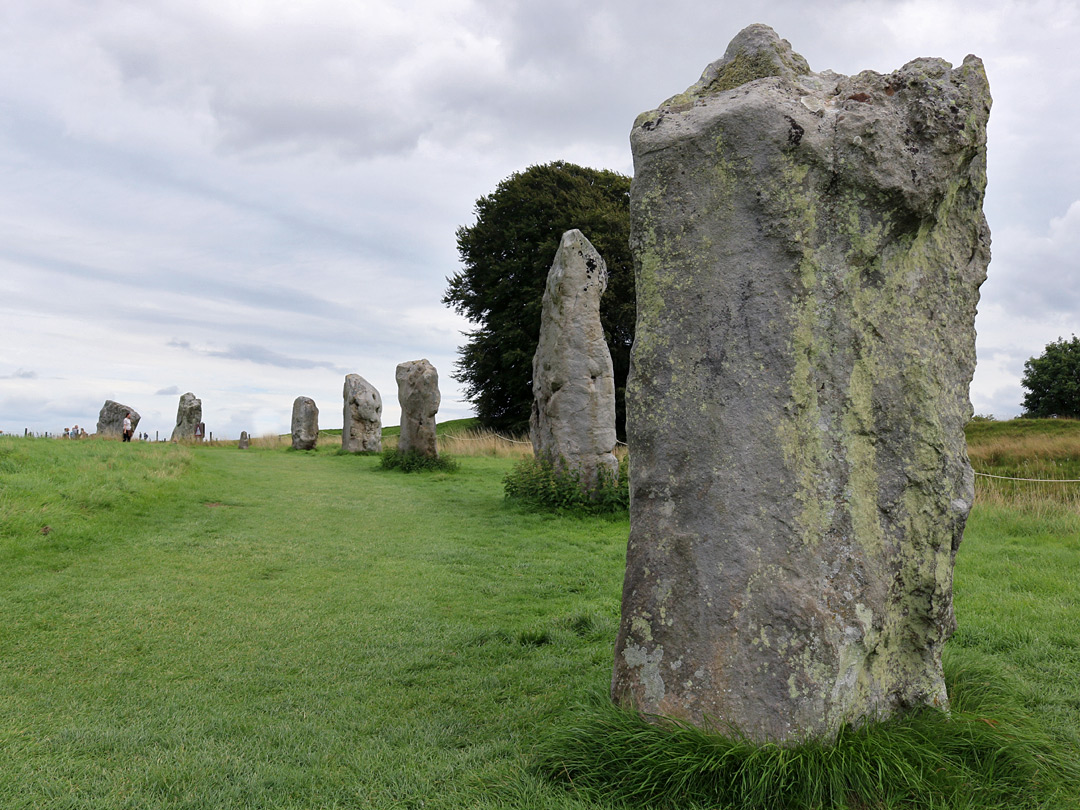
xmin=2 ymin=0 xmax=1077 ymax=438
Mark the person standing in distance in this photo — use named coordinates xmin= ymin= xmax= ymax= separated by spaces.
xmin=122 ymin=413 xmax=133 ymax=443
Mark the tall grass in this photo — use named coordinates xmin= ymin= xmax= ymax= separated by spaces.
xmin=968 ymin=418 xmax=1080 ymax=515
xmin=440 ymin=429 xmax=534 ymax=459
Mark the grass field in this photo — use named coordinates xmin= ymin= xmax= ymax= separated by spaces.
xmin=1 ymin=419 xmax=1078 ymax=808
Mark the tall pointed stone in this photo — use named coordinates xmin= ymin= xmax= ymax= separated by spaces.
xmin=291 ymin=396 xmax=319 ymax=450
xmin=343 ymin=374 xmax=382 ymax=453
xmin=612 ymin=25 xmax=991 ymax=742
xmin=396 ymin=359 xmax=440 ymax=458
xmin=530 ymin=229 xmax=618 ymax=493
xmin=170 ymin=392 xmax=202 ymax=441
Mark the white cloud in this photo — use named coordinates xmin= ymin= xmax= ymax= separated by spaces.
xmin=982 ymin=200 xmax=1080 ymax=319
xmin=0 ymin=0 xmax=1077 ymax=436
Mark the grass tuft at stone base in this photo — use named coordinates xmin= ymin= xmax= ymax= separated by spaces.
xmin=537 ymin=647 xmax=1080 ymax=809
xmin=377 ymin=448 xmax=459 ymax=473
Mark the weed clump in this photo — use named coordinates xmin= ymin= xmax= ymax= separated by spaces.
xmin=503 ymin=456 xmax=628 ymax=514
xmin=378 ymin=448 xmax=459 ymax=473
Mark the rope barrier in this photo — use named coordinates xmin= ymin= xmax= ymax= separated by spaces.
xmin=446 ymin=431 xmax=628 ymax=447
xmin=974 ymin=471 xmax=1080 ymax=483
xmin=491 ymin=433 xmax=532 ymax=445
xmin=441 ymin=432 xmax=532 ymax=445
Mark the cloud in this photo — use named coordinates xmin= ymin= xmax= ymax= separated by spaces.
xmin=155 ymin=385 xmax=181 ymax=395
xmin=1 ymin=0 xmax=1078 ymax=438
xmin=984 ymin=200 xmax=1080 ymax=319
xmin=173 ymin=341 xmax=349 ymax=374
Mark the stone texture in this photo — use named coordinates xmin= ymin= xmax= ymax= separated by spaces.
xmin=396 ymin=359 xmax=440 ymax=457
xmin=291 ymin=397 xmax=319 ymax=450
xmin=170 ymin=392 xmax=202 ymax=441
xmin=611 ymin=25 xmax=991 ymax=742
xmin=530 ymin=229 xmax=619 ymax=492
xmin=238 ymin=431 xmax=250 ymax=449
xmin=343 ymin=374 xmax=383 ymax=453
xmin=96 ymin=400 xmax=140 ymax=439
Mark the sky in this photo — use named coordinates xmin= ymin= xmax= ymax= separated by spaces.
xmin=1 ymin=0 xmax=1077 ymax=439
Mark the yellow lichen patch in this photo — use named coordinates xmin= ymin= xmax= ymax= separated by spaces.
xmin=704 ymin=50 xmax=787 ymax=94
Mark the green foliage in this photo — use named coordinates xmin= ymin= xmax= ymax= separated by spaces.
xmin=378 ymin=448 xmax=459 ymax=473
xmin=503 ymin=455 xmax=628 ymax=514
xmin=538 ymin=648 xmax=1080 ymax=809
xmin=1021 ymin=335 xmax=1080 ymax=418
xmin=443 ymin=161 xmax=633 ymax=438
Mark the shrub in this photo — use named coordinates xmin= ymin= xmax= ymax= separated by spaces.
xmin=378 ymin=448 xmax=459 ymax=473
xmin=503 ymin=455 xmax=628 ymax=514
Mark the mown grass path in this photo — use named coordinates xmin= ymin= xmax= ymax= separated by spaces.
xmin=1 ymin=445 xmax=628 ymax=809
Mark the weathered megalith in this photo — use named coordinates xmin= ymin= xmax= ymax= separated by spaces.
xmin=238 ymin=431 xmax=250 ymax=449
xmin=611 ymin=25 xmax=991 ymax=742
xmin=291 ymin=397 xmax=319 ymax=450
xmin=96 ymin=400 xmax=140 ymax=439
xmin=170 ymin=392 xmax=202 ymax=441
xmin=531 ymin=229 xmax=619 ymax=492
xmin=343 ymin=374 xmax=383 ymax=453
xmin=396 ymin=359 xmax=440 ymax=457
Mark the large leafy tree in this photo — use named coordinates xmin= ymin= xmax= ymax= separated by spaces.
xmin=444 ymin=161 xmax=634 ymax=437
xmin=1021 ymin=335 xmax=1080 ymax=418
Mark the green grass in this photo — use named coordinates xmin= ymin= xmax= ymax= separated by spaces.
xmin=538 ymin=648 xmax=1079 ymax=809
xmin=965 ymin=416 xmax=1080 ymax=444
xmin=0 ymin=437 xmax=626 ymax=809
xmin=379 ymin=417 xmax=481 ymax=439
xmin=1 ymin=435 xmax=1078 ymax=808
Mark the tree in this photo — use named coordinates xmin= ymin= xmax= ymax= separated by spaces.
xmin=443 ymin=161 xmax=634 ymax=437
xmin=1021 ymin=335 xmax=1080 ymax=418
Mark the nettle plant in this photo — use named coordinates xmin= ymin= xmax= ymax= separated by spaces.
xmin=503 ymin=455 xmax=628 ymax=514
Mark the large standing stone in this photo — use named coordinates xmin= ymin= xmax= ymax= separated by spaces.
xmin=396 ymin=359 xmax=440 ymax=458
xmin=170 ymin=392 xmax=202 ymax=441
xmin=96 ymin=400 xmax=140 ymax=439
xmin=342 ymin=374 xmax=383 ymax=453
xmin=238 ymin=431 xmax=250 ymax=449
xmin=291 ymin=397 xmax=319 ymax=450
xmin=531 ymin=229 xmax=619 ymax=492
xmin=611 ymin=25 xmax=991 ymax=742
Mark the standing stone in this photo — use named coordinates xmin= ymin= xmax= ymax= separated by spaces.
xmin=238 ymin=431 xmax=250 ymax=449
xmin=170 ymin=392 xmax=202 ymax=441
xmin=612 ymin=25 xmax=991 ymax=742
xmin=531 ymin=229 xmax=619 ymax=493
xmin=342 ymin=374 xmax=383 ymax=453
xmin=96 ymin=400 xmax=140 ymax=440
xmin=291 ymin=397 xmax=319 ymax=450
xmin=396 ymin=359 xmax=440 ymax=458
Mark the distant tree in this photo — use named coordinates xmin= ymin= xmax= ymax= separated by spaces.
xmin=443 ymin=161 xmax=634 ymax=437
xmin=1021 ymin=335 xmax=1080 ymax=418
